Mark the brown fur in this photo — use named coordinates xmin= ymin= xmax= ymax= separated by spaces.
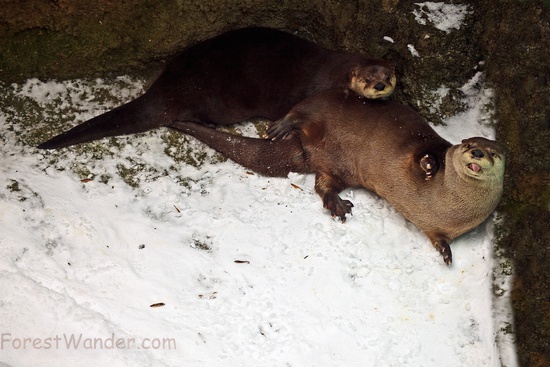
xmin=37 ymin=27 xmax=395 ymax=150
xmin=170 ymin=89 xmax=505 ymax=265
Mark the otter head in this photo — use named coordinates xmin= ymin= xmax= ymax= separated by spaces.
xmin=451 ymin=137 xmax=506 ymax=190
xmin=349 ymin=61 xmax=396 ymax=99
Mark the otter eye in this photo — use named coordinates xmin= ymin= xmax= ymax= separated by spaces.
xmin=491 ymin=152 xmax=499 ymax=158
xmin=465 ymin=144 xmax=472 ymax=149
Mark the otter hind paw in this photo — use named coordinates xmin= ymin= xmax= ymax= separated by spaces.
xmin=265 ymin=119 xmax=293 ymax=141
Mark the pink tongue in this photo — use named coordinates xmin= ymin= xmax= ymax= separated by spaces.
xmin=470 ymin=163 xmax=481 ymax=172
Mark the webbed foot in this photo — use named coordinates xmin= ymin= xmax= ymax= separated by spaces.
xmin=323 ymin=192 xmax=354 ymax=222
xmin=434 ymin=239 xmax=452 ymax=266
xmin=420 ymin=154 xmax=438 ymax=180
xmin=265 ymin=119 xmax=293 ymax=141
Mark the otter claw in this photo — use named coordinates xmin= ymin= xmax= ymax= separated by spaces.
xmin=420 ymin=154 xmax=438 ymax=180
xmin=435 ymin=240 xmax=452 ymax=266
xmin=323 ymin=194 xmax=354 ymax=223
xmin=266 ymin=120 xmax=292 ymax=141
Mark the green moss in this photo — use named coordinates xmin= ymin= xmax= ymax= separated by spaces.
xmin=162 ymin=130 xmax=226 ymax=168
xmin=192 ymin=238 xmax=212 ymax=252
xmin=493 ymin=284 xmax=505 ymax=297
xmin=99 ymin=174 xmax=112 ymax=185
xmin=5 ymin=179 xmax=40 ymax=203
xmin=70 ymin=165 xmax=95 ymax=182
xmin=6 ymin=180 xmax=21 ymax=193
xmin=500 ymin=322 xmax=514 ymax=335
xmin=116 ymin=160 xmax=148 ymax=189
xmin=499 ymin=260 xmax=514 ymax=277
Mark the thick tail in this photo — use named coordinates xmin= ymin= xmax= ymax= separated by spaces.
xmin=37 ymin=95 xmax=168 ymax=149
xmin=169 ymin=121 xmax=310 ymax=177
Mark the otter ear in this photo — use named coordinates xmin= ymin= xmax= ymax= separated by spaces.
xmin=350 ymin=66 xmax=359 ymax=78
xmin=389 ymin=73 xmax=397 ymax=86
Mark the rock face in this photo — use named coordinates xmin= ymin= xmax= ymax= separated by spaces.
xmin=480 ymin=2 xmax=550 ymax=366
xmin=0 ymin=0 xmax=548 ymax=364
xmin=0 ymin=1 xmax=482 ymax=125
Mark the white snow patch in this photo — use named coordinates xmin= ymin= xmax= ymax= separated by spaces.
xmin=0 ymin=77 xmax=516 ymax=366
xmin=407 ymin=44 xmax=421 ymax=57
xmin=413 ymin=2 xmax=471 ymax=33
xmin=425 ymin=85 xmax=451 ymax=115
xmin=383 ymin=36 xmax=395 ymax=43
xmin=432 ymin=72 xmax=496 ymax=143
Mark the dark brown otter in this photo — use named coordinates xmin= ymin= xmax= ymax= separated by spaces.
xmin=169 ymin=89 xmax=505 ymax=265
xmin=37 ymin=27 xmax=395 ymax=150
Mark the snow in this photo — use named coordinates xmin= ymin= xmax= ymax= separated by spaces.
xmin=407 ymin=44 xmax=420 ymax=58
xmin=413 ymin=2 xmax=471 ymax=33
xmin=0 ymin=76 xmax=517 ymax=366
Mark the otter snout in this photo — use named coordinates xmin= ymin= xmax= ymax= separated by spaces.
xmin=455 ymin=137 xmax=506 ymax=181
xmin=471 ymin=149 xmax=485 ymax=159
xmin=374 ymin=82 xmax=386 ymax=91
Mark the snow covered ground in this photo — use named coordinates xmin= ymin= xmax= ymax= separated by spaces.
xmin=0 ymin=76 xmax=516 ymax=367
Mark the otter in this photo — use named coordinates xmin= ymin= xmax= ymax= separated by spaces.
xmin=37 ymin=27 xmax=395 ymax=150
xmin=169 ymin=89 xmax=505 ymax=265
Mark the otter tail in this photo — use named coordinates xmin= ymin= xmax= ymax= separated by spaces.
xmin=169 ymin=121 xmax=310 ymax=177
xmin=37 ymin=94 xmax=168 ymax=150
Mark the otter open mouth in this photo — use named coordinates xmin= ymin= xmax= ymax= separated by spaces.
xmin=468 ymin=162 xmax=481 ymax=172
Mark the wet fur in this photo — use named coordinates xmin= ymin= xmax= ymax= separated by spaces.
xmin=38 ymin=27 xmax=394 ymax=149
xmin=170 ymin=122 xmax=309 ymax=177
xmin=170 ymin=90 xmax=505 ymax=265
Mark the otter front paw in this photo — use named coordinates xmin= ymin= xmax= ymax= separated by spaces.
xmin=265 ymin=119 xmax=293 ymax=141
xmin=420 ymin=154 xmax=438 ymax=180
xmin=323 ymin=193 xmax=354 ymax=222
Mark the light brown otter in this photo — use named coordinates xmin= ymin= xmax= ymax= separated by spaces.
xmin=169 ymin=89 xmax=505 ymax=265
xmin=37 ymin=27 xmax=395 ymax=150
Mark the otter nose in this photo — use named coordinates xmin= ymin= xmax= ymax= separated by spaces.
xmin=374 ymin=82 xmax=386 ymax=91
xmin=471 ymin=149 xmax=485 ymax=158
